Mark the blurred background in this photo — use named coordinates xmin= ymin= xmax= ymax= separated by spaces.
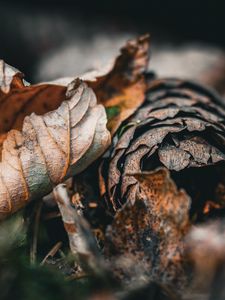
xmin=0 ymin=0 xmax=225 ymax=94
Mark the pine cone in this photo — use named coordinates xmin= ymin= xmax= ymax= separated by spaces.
xmin=101 ymin=78 xmax=225 ymax=216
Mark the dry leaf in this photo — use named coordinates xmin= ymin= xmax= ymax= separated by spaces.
xmin=0 ymin=34 xmax=149 ymax=145
xmin=100 ymin=78 xmax=225 ymax=213
xmin=0 ymin=60 xmax=67 ymax=145
xmin=41 ymin=34 xmax=150 ymax=135
xmin=86 ymin=34 xmax=150 ymax=135
xmin=0 ymin=35 xmax=151 ymax=220
xmin=104 ymin=168 xmax=190 ymax=290
xmin=0 ymin=79 xmax=110 ymax=220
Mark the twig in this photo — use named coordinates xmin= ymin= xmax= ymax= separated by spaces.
xmin=40 ymin=241 xmax=62 ymax=266
xmin=30 ymin=200 xmax=43 ymax=265
xmin=53 ymin=184 xmax=104 ymax=274
xmin=67 ymin=272 xmax=90 ymax=281
xmin=43 ymin=211 xmax=61 ymax=220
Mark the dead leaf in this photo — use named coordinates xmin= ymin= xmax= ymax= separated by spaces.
xmin=0 ymin=79 xmax=110 ymax=220
xmin=0 ymin=61 xmax=68 ymax=145
xmin=35 ymin=34 xmax=150 ymax=136
xmin=0 ymin=60 xmax=25 ymax=93
xmin=0 ymin=34 xmax=151 ymax=220
xmin=0 ymin=35 xmax=149 ymax=148
xmin=104 ymin=168 xmax=190 ymax=290
xmin=86 ymin=34 xmax=150 ymax=135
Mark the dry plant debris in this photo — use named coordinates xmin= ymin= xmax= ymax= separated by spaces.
xmin=100 ymin=75 xmax=225 ymax=296
xmin=0 ymin=35 xmax=149 ymax=220
xmin=0 ymin=78 xmax=110 ymax=220
xmin=1 ymin=35 xmax=225 ymax=300
xmin=104 ymin=168 xmax=191 ymax=289
xmin=100 ymin=79 xmax=225 ymax=212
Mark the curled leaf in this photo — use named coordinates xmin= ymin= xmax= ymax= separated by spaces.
xmin=0 ymin=34 xmax=150 ymax=220
xmin=40 ymin=35 xmax=151 ymax=136
xmin=86 ymin=34 xmax=151 ymax=135
xmin=0 ymin=35 xmax=150 ymax=145
xmin=0 ymin=60 xmax=67 ymax=145
xmin=0 ymin=79 xmax=110 ymax=220
xmin=0 ymin=60 xmax=25 ymax=93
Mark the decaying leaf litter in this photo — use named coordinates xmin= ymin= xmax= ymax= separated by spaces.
xmin=1 ymin=35 xmax=225 ymax=300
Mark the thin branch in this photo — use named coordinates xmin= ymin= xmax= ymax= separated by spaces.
xmin=53 ymin=183 xmax=104 ymax=274
xmin=30 ymin=200 xmax=43 ymax=265
xmin=40 ymin=241 xmax=62 ymax=266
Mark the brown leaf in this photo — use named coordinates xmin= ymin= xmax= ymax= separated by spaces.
xmin=86 ymin=34 xmax=150 ymax=135
xmin=104 ymin=168 xmax=190 ymax=290
xmin=37 ymin=35 xmax=150 ymax=136
xmin=0 ymin=35 xmax=150 ymax=147
xmin=0 ymin=60 xmax=24 ymax=93
xmin=0 ymin=61 xmax=67 ymax=147
xmin=0 ymin=79 xmax=110 ymax=220
xmin=0 ymin=35 xmax=150 ymax=220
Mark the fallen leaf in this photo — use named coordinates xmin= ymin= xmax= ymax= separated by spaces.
xmin=0 ymin=60 xmax=67 ymax=146
xmin=0 ymin=35 xmax=151 ymax=220
xmin=0 ymin=35 xmax=150 ymax=149
xmin=0 ymin=60 xmax=24 ymax=93
xmin=35 ymin=34 xmax=150 ymax=136
xmin=86 ymin=34 xmax=150 ymax=135
xmin=0 ymin=79 xmax=110 ymax=220
xmin=104 ymin=168 xmax=190 ymax=290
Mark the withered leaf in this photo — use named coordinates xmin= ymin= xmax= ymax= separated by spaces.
xmin=86 ymin=34 xmax=150 ymax=135
xmin=104 ymin=168 xmax=190 ymax=290
xmin=0 ymin=35 xmax=151 ymax=220
xmin=0 ymin=60 xmax=68 ymax=149
xmin=0 ymin=35 xmax=150 ymax=142
xmin=0 ymin=60 xmax=25 ymax=93
xmin=101 ymin=78 xmax=225 ymax=212
xmin=0 ymin=79 xmax=110 ymax=220
xmin=41 ymin=35 xmax=150 ymax=136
